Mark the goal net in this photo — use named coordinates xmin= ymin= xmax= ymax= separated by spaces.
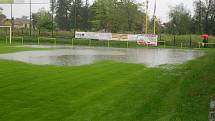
xmin=0 ymin=26 xmax=12 ymax=45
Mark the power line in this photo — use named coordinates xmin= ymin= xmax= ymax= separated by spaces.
xmin=0 ymin=3 xmax=51 ymax=5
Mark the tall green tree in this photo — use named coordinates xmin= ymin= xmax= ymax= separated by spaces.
xmin=193 ymin=0 xmax=204 ymax=34
xmin=90 ymin=0 xmax=109 ymax=31
xmin=90 ymin=0 xmax=145 ymax=33
xmin=209 ymin=0 xmax=215 ymax=35
xmin=32 ymin=9 xmax=53 ymax=31
xmin=81 ymin=0 xmax=90 ymax=30
xmin=193 ymin=0 xmax=215 ymax=35
xmin=69 ymin=0 xmax=84 ymax=30
xmin=165 ymin=3 xmax=192 ymax=35
xmin=0 ymin=7 xmax=6 ymax=23
xmin=55 ymin=0 xmax=71 ymax=30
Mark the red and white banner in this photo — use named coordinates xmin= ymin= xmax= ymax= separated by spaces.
xmin=128 ymin=34 xmax=158 ymax=46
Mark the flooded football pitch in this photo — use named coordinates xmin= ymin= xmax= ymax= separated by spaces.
xmin=0 ymin=45 xmax=204 ymax=67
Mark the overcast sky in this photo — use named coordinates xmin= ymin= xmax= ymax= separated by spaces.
xmin=0 ymin=0 xmax=195 ymax=22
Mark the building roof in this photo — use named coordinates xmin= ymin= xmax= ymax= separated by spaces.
xmin=14 ymin=18 xmax=30 ymax=25
xmin=0 ymin=18 xmax=30 ymax=26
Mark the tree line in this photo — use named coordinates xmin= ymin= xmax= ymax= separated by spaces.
xmin=164 ymin=0 xmax=215 ymax=35
xmin=0 ymin=0 xmax=214 ymax=35
xmin=53 ymin=0 xmax=146 ymax=33
xmin=52 ymin=0 xmax=215 ymax=35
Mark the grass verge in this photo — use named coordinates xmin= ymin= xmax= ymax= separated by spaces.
xmin=0 ymin=44 xmax=50 ymax=54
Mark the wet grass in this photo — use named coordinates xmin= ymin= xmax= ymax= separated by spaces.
xmin=0 ymin=44 xmax=50 ymax=54
xmin=0 ymin=46 xmax=215 ymax=121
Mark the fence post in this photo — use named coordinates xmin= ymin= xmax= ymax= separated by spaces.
xmin=6 ymin=36 xmax=7 ymax=44
xmin=38 ymin=38 xmax=40 ymax=45
xmin=72 ymin=38 xmax=74 ymax=48
xmin=189 ymin=35 xmax=192 ymax=48
xmin=22 ymin=37 xmax=24 ymax=45
xmin=54 ymin=38 xmax=56 ymax=45
xmin=89 ymin=39 xmax=91 ymax=47
xmin=173 ymin=35 xmax=176 ymax=47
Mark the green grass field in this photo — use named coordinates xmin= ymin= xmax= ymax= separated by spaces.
xmin=0 ymin=45 xmax=215 ymax=121
xmin=0 ymin=46 xmax=49 ymax=54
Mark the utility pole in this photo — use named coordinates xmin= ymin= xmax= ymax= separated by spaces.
xmin=10 ymin=3 xmax=13 ymax=36
xmin=199 ymin=0 xmax=202 ymax=34
xmin=153 ymin=0 xmax=157 ymax=34
xmin=85 ymin=0 xmax=89 ymax=30
xmin=74 ymin=0 xmax=77 ymax=38
xmin=145 ymin=0 xmax=148 ymax=34
xmin=153 ymin=16 xmax=156 ymax=34
xmin=51 ymin=0 xmax=54 ymax=37
xmin=30 ymin=0 xmax=32 ymax=36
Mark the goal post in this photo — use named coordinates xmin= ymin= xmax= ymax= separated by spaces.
xmin=158 ymin=41 xmax=166 ymax=47
xmin=38 ymin=37 xmax=57 ymax=45
xmin=6 ymin=36 xmax=24 ymax=45
xmin=0 ymin=26 xmax=12 ymax=45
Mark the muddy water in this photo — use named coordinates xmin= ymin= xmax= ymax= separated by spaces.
xmin=0 ymin=46 xmax=204 ymax=67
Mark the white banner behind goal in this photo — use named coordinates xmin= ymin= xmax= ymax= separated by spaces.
xmin=75 ymin=32 xmax=112 ymax=41
xmin=75 ymin=32 xmax=158 ymax=46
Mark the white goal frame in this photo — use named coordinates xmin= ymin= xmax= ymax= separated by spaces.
xmin=0 ymin=26 xmax=12 ymax=45
xmin=38 ymin=37 xmax=56 ymax=45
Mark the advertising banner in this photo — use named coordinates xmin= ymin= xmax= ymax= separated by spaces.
xmin=128 ymin=34 xmax=158 ymax=46
xmin=76 ymin=32 xmax=158 ymax=46
xmin=75 ymin=32 xmax=112 ymax=41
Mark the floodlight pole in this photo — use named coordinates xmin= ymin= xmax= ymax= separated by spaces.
xmin=145 ymin=0 xmax=148 ymax=34
xmin=153 ymin=0 xmax=157 ymax=35
xmin=10 ymin=3 xmax=13 ymax=36
xmin=10 ymin=26 xmax=12 ymax=45
xmin=51 ymin=0 xmax=54 ymax=38
xmin=74 ymin=0 xmax=77 ymax=38
xmin=30 ymin=0 xmax=32 ymax=36
xmin=199 ymin=0 xmax=202 ymax=34
xmin=153 ymin=16 xmax=156 ymax=34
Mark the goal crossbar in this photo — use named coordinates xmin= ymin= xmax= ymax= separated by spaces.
xmin=6 ymin=36 xmax=24 ymax=45
xmin=38 ymin=37 xmax=56 ymax=45
xmin=0 ymin=26 xmax=12 ymax=45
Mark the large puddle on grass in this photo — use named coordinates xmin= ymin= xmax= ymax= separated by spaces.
xmin=0 ymin=45 xmax=204 ymax=67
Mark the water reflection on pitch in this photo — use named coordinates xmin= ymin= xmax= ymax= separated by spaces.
xmin=0 ymin=46 xmax=204 ymax=67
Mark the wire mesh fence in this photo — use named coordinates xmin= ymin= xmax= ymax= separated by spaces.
xmin=1 ymin=30 xmax=215 ymax=48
